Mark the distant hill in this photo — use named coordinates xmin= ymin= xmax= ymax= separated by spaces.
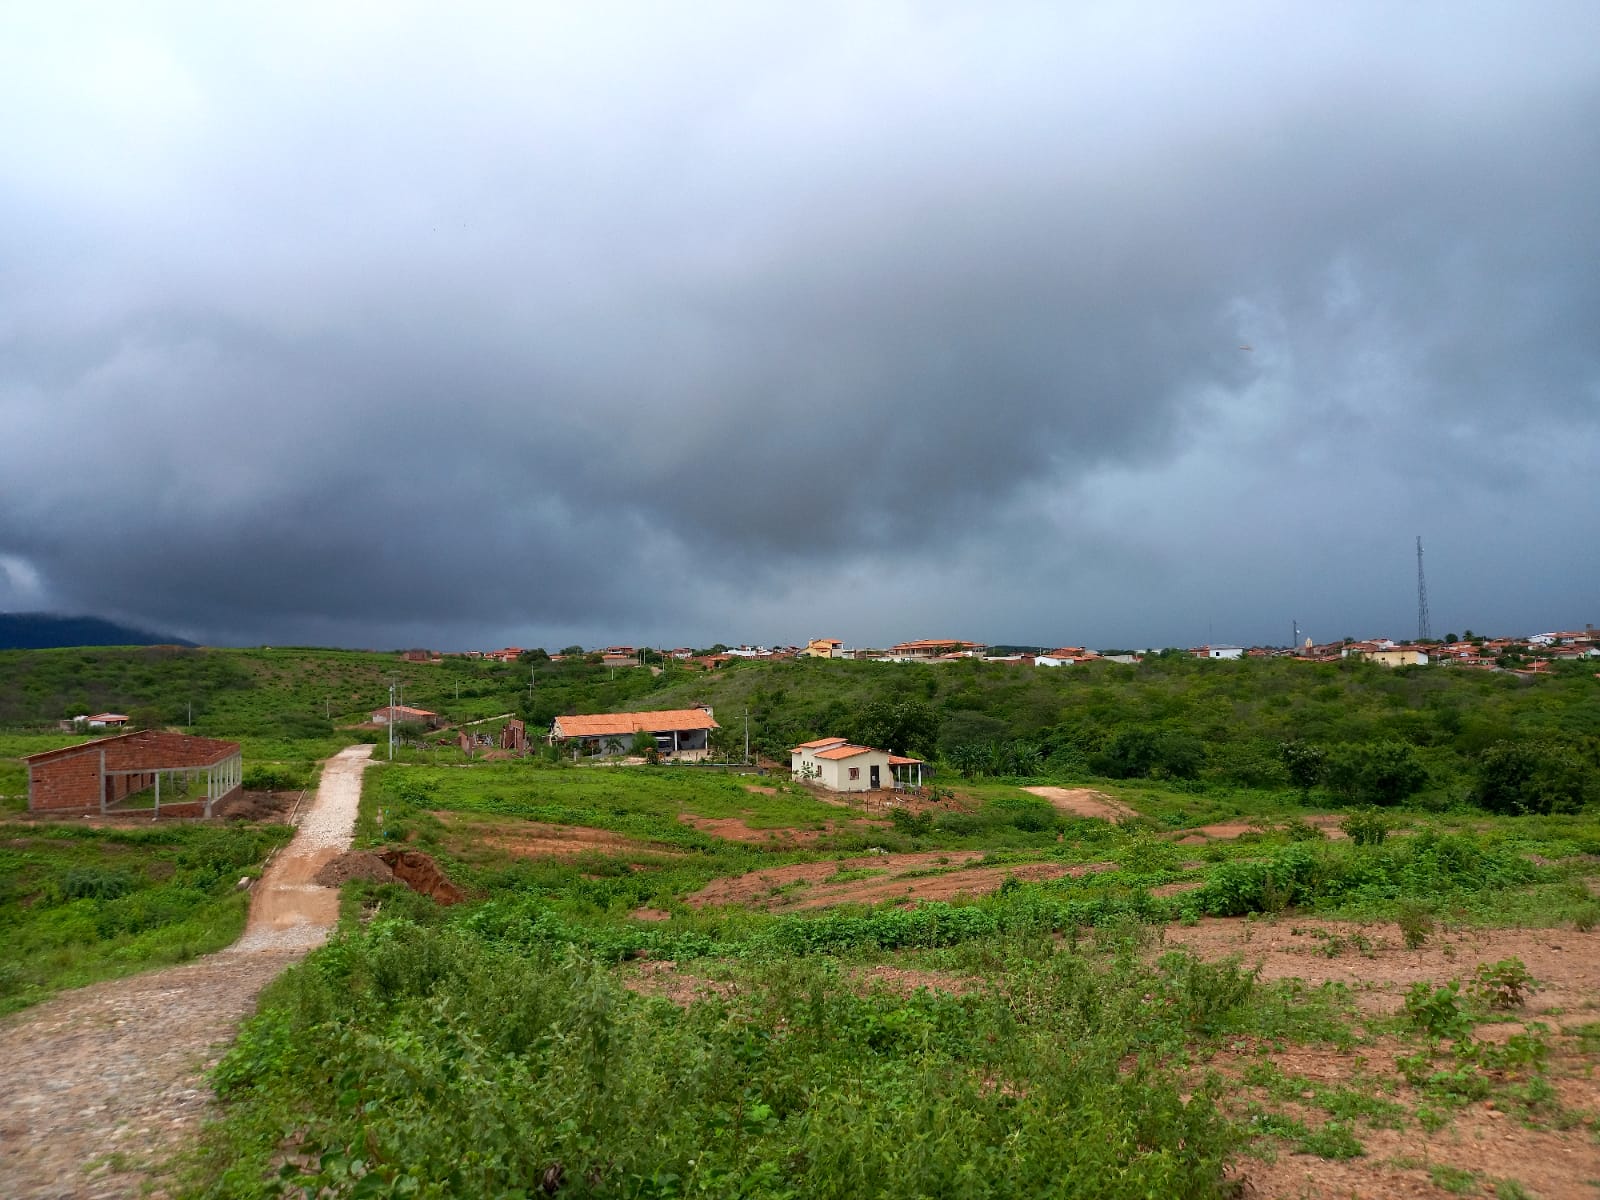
xmin=0 ymin=613 xmax=195 ymax=651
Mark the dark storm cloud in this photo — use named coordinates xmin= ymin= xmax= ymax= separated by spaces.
xmin=1 ymin=3 xmax=1596 ymax=648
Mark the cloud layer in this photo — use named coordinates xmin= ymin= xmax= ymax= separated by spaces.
xmin=2 ymin=3 xmax=1597 ymax=649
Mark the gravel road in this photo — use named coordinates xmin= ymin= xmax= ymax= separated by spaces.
xmin=0 ymin=744 xmax=374 ymax=1199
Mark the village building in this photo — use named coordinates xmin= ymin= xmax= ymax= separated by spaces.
xmin=550 ymin=706 xmax=718 ymax=760
xmin=371 ymin=705 xmax=443 ymax=728
xmin=790 ymin=737 xmax=924 ymax=792
xmin=1191 ymin=645 xmax=1245 ymax=660
xmin=885 ymin=639 xmax=987 ymax=661
xmin=802 ymin=638 xmax=846 ymax=658
xmin=24 ymin=730 xmax=243 ymax=817
xmin=1361 ymin=645 xmax=1431 ymax=668
xmin=78 ymin=713 xmax=130 ymax=728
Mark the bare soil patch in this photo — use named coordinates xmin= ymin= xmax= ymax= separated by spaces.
xmin=1164 ymin=917 xmax=1600 ymax=1017
xmin=618 ymin=960 xmax=733 ymax=1007
xmin=432 ymin=813 xmax=670 ymax=859
xmin=631 ymin=907 xmax=671 ymax=922
xmin=1174 ymin=814 xmax=1351 ymax=843
xmin=852 ymin=965 xmax=980 ymax=996
xmin=686 ymin=852 xmax=1115 ymax=911
xmin=1150 ymin=879 xmax=1206 ymax=898
xmin=1202 ymin=1033 xmax=1600 ymax=1200
xmin=742 ymin=784 xmax=777 ymax=795
xmin=1022 ymin=786 xmax=1138 ymax=823
xmin=677 ymin=813 xmax=840 ymax=844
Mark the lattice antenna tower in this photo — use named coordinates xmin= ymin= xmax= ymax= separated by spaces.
xmin=1416 ymin=536 xmax=1432 ymax=642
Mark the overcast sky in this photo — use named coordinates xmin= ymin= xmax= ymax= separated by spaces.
xmin=2 ymin=3 xmax=1596 ymax=651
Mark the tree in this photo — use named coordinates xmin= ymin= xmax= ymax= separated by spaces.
xmin=630 ymin=730 xmax=658 ymax=760
xmin=518 ymin=648 xmax=551 ymax=663
xmin=560 ymin=645 xmax=584 ymax=657
xmin=948 ymin=743 xmax=986 ymax=778
xmin=1325 ymin=740 xmax=1427 ymax=806
xmin=1475 ymin=741 xmax=1596 ymax=815
xmin=1280 ymin=740 xmax=1328 ymax=798
xmin=851 ymin=699 xmax=939 ymax=758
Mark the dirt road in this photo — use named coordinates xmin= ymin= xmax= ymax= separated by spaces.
xmin=0 ymin=744 xmax=373 ymax=1199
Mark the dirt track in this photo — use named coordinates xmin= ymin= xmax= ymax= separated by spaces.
xmin=0 ymin=744 xmax=373 ymax=1199
xmin=1022 ymin=785 xmax=1138 ymax=823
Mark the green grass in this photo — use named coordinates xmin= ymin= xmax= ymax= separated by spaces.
xmin=0 ymin=822 xmax=291 ymax=1015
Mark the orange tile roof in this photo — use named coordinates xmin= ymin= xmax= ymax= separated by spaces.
xmin=553 ymin=708 xmax=718 ymax=738
xmin=887 ymin=755 xmax=923 ymax=765
xmin=814 ymin=744 xmax=874 ymax=760
xmin=795 ymin=737 xmax=849 ymax=749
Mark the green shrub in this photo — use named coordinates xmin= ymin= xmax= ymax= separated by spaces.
xmin=1339 ymin=807 xmax=1390 ymax=846
xmin=1470 ymin=958 xmax=1535 ymax=1009
xmin=1396 ymin=901 xmax=1434 ymax=949
xmin=1403 ymin=981 xmax=1472 ymax=1040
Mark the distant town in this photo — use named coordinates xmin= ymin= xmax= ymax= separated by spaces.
xmin=396 ymin=627 xmax=1600 ymax=674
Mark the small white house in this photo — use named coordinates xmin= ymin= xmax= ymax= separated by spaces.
xmin=1205 ymin=646 xmax=1244 ymax=660
xmin=791 ymin=737 xmax=923 ymax=792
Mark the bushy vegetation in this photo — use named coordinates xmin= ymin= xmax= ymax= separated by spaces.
xmin=199 ymin=916 xmax=1257 ymax=1199
xmin=0 ymin=822 xmax=290 ymax=1014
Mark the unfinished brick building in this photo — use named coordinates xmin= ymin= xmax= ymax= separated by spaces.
xmin=25 ymin=731 xmax=244 ymax=818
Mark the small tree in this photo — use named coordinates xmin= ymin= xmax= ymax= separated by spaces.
xmin=1280 ymin=740 xmax=1327 ymax=799
xmin=631 ymin=730 xmax=659 ymax=762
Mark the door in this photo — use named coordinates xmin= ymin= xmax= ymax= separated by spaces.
xmin=869 ymin=765 xmax=880 ymax=789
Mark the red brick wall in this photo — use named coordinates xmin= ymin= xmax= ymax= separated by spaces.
xmin=28 ymin=751 xmax=103 ymax=812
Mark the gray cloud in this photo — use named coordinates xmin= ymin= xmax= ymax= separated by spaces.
xmin=2 ymin=3 xmax=1597 ymax=649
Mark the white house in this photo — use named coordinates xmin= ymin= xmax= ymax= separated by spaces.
xmin=1204 ymin=646 xmax=1245 ymax=661
xmin=791 ymin=737 xmax=924 ymax=792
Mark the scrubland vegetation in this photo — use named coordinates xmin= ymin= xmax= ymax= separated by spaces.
xmin=0 ymin=822 xmax=290 ymax=1015
xmin=2 ymin=647 xmax=1597 ymax=1196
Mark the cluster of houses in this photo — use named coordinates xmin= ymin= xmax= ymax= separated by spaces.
xmin=398 ymin=625 xmax=1599 ymax=675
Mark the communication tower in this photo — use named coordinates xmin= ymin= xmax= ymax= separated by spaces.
xmin=1416 ymin=536 xmax=1432 ymax=642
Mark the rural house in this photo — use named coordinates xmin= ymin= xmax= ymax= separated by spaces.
xmin=24 ymin=730 xmax=243 ymax=817
xmin=790 ymin=737 xmax=924 ymax=792
xmin=549 ymin=706 xmax=718 ymax=759
xmin=371 ymin=705 xmax=442 ymax=728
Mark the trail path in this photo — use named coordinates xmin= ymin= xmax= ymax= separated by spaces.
xmin=1021 ymin=785 xmax=1138 ymax=823
xmin=0 ymin=744 xmax=373 ymax=1199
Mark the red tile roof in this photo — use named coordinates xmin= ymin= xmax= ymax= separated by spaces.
xmin=552 ymin=709 xmax=719 ymax=738
xmin=794 ymin=737 xmax=849 ymax=749
xmin=814 ymin=744 xmax=874 ymax=761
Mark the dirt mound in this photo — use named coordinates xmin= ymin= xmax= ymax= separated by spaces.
xmin=312 ymin=851 xmax=395 ymax=887
xmin=1022 ymin=786 xmax=1138 ymax=823
xmin=375 ymin=848 xmax=466 ymax=905
xmin=214 ymin=790 xmax=299 ymax=822
xmin=631 ymin=907 xmax=671 ymax=922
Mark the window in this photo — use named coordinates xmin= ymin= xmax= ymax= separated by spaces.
xmin=848 ymin=767 xmax=860 ymax=780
